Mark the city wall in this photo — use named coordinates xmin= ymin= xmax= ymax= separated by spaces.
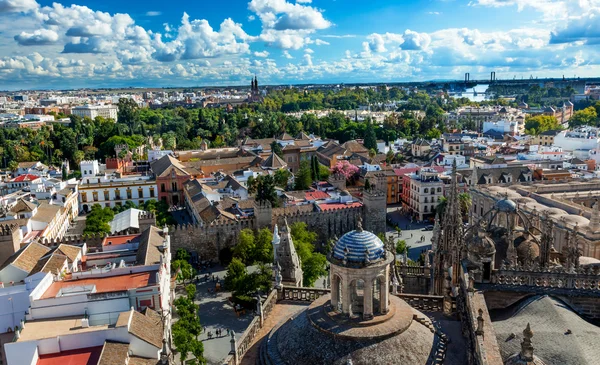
xmin=169 ymin=206 xmax=364 ymax=263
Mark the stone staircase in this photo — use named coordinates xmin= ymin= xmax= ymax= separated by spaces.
xmin=413 ymin=314 xmax=449 ymax=364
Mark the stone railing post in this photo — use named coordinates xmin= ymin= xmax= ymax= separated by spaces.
xmin=230 ymin=331 xmax=238 ymax=365
xmin=256 ymin=295 xmax=264 ymax=328
xmin=475 ymin=308 xmax=484 ymax=339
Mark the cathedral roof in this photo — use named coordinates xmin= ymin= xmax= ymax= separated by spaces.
xmin=492 ymin=296 xmax=600 ymax=365
xmin=332 ymin=226 xmax=385 ymax=263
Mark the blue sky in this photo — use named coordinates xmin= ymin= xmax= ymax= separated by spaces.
xmin=0 ymin=0 xmax=599 ymax=89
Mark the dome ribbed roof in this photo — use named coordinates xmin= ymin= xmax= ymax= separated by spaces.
xmin=495 ymin=198 xmax=517 ymax=213
xmin=333 ymin=229 xmax=385 ymax=263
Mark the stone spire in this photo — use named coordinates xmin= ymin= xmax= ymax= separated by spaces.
xmin=273 ymin=219 xmax=303 ymax=287
xmin=433 ymin=160 xmax=464 ymax=295
xmin=590 ymin=200 xmax=600 ymax=233
xmin=520 ymin=323 xmax=535 ymax=362
xmin=539 ymin=212 xmax=553 ymax=269
xmin=431 ymin=213 xmax=441 ymax=252
xmin=471 ymin=164 xmax=478 ymax=187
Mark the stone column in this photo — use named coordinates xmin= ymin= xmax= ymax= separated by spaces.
xmin=230 ymin=331 xmax=238 ymax=365
xmin=380 ymin=277 xmax=389 ymax=314
xmin=363 ymin=277 xmax=374 ymax=320
xmin=342 ymin=280 xmax=351 ymax=314
xmin=330 ymin=275 xmax=339 ymax=310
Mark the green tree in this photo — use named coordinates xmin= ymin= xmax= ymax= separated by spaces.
xmin=294 ymin=160 xmax=313 ymax=190
xmin=172 ymin=259 xmax=194 ymax=284
xmin=290 ymin=222 xmax=327 ymax=286
xmin=173 ymin=284 xmax=205 ymax=365
xmin=363 ymin=121 xmax=377 ymax=150
xmin=524 ymin=115 xmax=561 ymax=135
xmin=233 ymin=229 xmax=256 ymax=264
xmin=248 ymin=174 xmax=279 ymax=207
xmin=84 ymin=204 xmax=114 ymax=235
xmin=569 ymin=106 xmax=598 ymax=128
xmin=273 ymin=168 xmax=291 ymax=188
xmin=270 ymin=140 xmax=283 ymax=157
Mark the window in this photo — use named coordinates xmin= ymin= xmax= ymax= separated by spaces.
xmin=161 ymin=184 xmax=166 ymax=193
xmin=424 ymin=188 xmax=429 ymax=193
xmin=138 ymin=188 xmax=143 ymax=198
xmin=437 ymin=187 xmax=442 ymax=192
xmin=150 ymin=188 xmax=155 ymax=197
xmin=104 ymin=191 xmax=109 ymax=201
xmin=127 ymin=189 xmax=132 ymax=200
xmin=92 ymin=191 xmax=98 ymax=202
xmin=81 ymin=194 xmax=87 ymax=203
xmin=171 ymin=182 xmax=177 ymax=191
xmin=115 ymin=190 xmax=121 ymax=200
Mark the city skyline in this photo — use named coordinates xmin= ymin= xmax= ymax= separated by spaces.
xmin=0 ymin=0 xmax=599 ymax=90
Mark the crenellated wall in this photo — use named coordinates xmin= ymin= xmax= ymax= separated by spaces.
xmin=168 ymin=205 xmax=365 ymax=262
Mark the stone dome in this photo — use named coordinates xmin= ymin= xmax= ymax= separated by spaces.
xmin=495 ymin=198 xmax=518 ymax=213
xmin=260 ymin=295 xmax=446 ymax=365
xmin=516 ymin=239 xmax=540 ymax=262
xmin=504 ymin=353 xmax=548 ymax=365
xmin=332 ymin=228 xmax=385 ymax=263
xmin=468 ymin=232 xmax=496 ymax=257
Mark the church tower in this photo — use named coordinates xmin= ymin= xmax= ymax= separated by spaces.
xmin=433 ymin=161 xmax=464 ymax=300
xmin=272 ymin=219 xmax=303 ymax=287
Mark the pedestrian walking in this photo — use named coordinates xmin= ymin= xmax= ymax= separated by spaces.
xmin=226 ymin=328 xmax=230 ymax=336
xmin=411 ymin=233 xmax=413 ymax=238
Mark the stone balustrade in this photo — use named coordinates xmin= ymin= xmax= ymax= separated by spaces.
xmin=492 ymin=268 xmax=600 ymax=292
xmin=398 ymin=264 xmax=431 ymax=277
xmin=395 ymin=293 xmax=444 ymax=312
xmin=280 ymin=286 xmax=331 ymax=301
xmin=222 ymin=288 xmax=278 ymax=365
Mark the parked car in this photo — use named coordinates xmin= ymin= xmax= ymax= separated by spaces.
xmin=424 ymin=225 xmax=434 ymax=231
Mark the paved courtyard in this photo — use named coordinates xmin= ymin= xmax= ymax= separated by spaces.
xmin=385 ymin=207 xmax=434 ymax=261
xmin=173 ymin=265 xmax=256 ymax=365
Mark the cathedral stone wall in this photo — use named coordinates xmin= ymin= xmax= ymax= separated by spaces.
xmin=169 ymin=205 xmax=367 ymax=262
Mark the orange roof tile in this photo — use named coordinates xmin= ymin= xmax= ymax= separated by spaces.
xmin=41 ymin=271 xmax=156 ymax=299
xmin=318 ymin=202 xmax=362 ymax=211
xmin=37 ymin=346 xmax=103 ymax=365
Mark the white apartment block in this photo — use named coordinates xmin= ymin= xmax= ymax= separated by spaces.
xmin=406 ymin=168 xmax=444 ymax=221
xmin=79 ymin=175 xmax=157 ymax=212
xmin=72 ymin=104 xmax=118 ymax=121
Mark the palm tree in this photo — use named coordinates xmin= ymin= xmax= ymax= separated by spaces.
xmin=458 ymin=193 xmax=472 ymax=218
xmin=436 ymin=196 xmax=447 ymax=217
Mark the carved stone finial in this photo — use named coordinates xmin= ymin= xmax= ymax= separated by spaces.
xmin=476 ymin=308 xmax=485 ymax=337
xmin=520 ymin=323 xmax=535 ymax=362
xmin=356 ymin=215 xmax=364 ymax=232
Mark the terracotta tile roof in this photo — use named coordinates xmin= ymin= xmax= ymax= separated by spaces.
xmin=305 ymin=190 xmax=330 ymax=201
xmin=36 ymin=346 xmax=103 ymax=365
xmin=12 ymin=174 xmax=38 ymax=182
xmin=318 ymin=202 xmax=363 ymax=211
xmin=102 ymin=234 xmax=141 ymax=247
xmin=136 ymin=226 xmax=165 ymax=265
xmin=150 ymin=154 xmax=188 ymax=178
xmin=0 ymin=242 xmax=51 ymax=273
xmin=128 ymin=310 xmax=163 ymax=348
xmin=17 ymin=161 xmax=38 ymax=169
xmin=29 ymin=253 xmax=67 ymax=276
xmin=32 ymin=202 xmax=62 ymax=223
xmin=98 ymin=341 xmax=129 ymax=365
xmin=342 ymin=140 xmax=369 ymax=154
xmin=56 ymin=244 xmax=81 ymax=262
xmin=41 ymin=270 xmax=156 ymax=299
xmin=9 ymin=198 xmax=37 ymax=213
xmin=278 ymin=132 xmax=295 ymax=140
xmin=262 ymin=152 xmax=287 ymax=169
xmin=129 ymin=358 xmax=160 ymax=365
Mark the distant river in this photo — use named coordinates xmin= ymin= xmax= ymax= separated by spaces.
xmin=450 ymin=84 xmax=490 ymax=102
